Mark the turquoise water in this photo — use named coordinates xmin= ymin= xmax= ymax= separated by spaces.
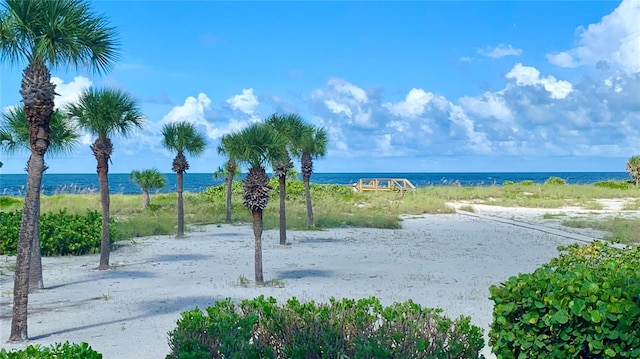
xmin=0 ymin=172 xmax=631 ymax=197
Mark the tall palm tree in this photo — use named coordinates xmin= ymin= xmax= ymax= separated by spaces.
xmin=265 ymin=113 xmax=306 ymax=245
xmin=161 ymin=121 xmax=206 ymax=238
xmin=225 ymin=123 xmax=285 ymax=284
xmin=217 ymin=134 xmax=240 ymax=224
xmin=1 ymin=107 xmax=79 ymax=292
xmin=66 ymin=88 xmax=144 ymax=269
xmin=0 ymin=0 xmax=119 ymax=342
xmin=130 ymin=169 xmax=167 ymax=208
xmin=294 ymin=125 xmax=328 ymax=227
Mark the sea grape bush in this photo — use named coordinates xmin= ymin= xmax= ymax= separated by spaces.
xmin=167 ymin=296 xmax=485 ymax=359
xmin=489 ymin=241 xmax=640 ymax=358
xmin=0 ymin=209 xmax=117 ymax=256
xmin=544 ymin=176 xmax=566 ymax=185
xmin=0 ymin=341 xmax=102 ymax=359
xmin=593 ymin=180 xmax=633 ymax=190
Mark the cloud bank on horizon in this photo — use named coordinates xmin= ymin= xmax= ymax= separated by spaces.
xmin=0 ymin=0 xmax=638 ymax=174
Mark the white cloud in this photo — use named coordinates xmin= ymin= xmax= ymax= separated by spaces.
xmin=478 ymin=43 xmax=523 ymax=58
xmin=311 ymin=79 xmax=374 ymax=128
xmin=546 ymin=0 xmax=640 ymax=74
xmin=51 ymin=76 xmax=92 ymax=109
xmin=505 ymin=63 xmax=573 ymax=99
xmin=161 ymin=93 xmax=218 ymax=139
xmin=459 ymin=92 xmax=513 ymax=121
xmin=225 ymin=88 xmax=259 ymax=115
xmin=383 ymin=88 xmax=433 ymax=118
xmin=327 ymin=78 xmax=368 ymax=103
xmin=376 ymin=134 xmax=393 ymax=155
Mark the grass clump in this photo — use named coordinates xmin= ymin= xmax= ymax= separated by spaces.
xmin=562 ymin=217 xmax=640 ymax=244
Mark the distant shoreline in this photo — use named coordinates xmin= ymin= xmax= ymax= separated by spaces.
xmin=1 ymin=172 xmax=632 ymax=197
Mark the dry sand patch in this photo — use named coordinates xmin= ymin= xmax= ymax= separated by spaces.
xmin=0 ymin=211 xmax=601 ymax=358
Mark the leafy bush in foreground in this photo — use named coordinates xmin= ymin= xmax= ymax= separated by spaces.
xmin=0 ymin=209 xmax=117 ymax=256
xmin=0 ymin=342 xmax=102 ymax=359
xmin=489 ymin=241 xmax=640 ymax=358
xmin=167 ymin=296 xmax=485 ymax=359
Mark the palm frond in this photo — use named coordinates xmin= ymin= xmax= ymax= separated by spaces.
xmin=1 ymin=106 xmax=79 ymax=155
xmin=161 ymin=121 xmax=207 ymax=156
xmin=224 ymin=122 xmax=287 ymax=170
xmin=0 ymin=0 xmax=120 ymax=74
xmin=130 ymin=168 xmax=166 ymax=190
xmin=66 ymin=87 xmax=145 ymax=140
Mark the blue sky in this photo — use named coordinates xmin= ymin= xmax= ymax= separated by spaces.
xmin=1 ymin=0 xmax=639 ymax=174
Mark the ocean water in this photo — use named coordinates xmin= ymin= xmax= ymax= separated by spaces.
xmin=0 ymin=172 xmax=631 ymax=197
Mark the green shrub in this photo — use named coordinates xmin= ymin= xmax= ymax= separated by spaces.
xmin=502 ymin=180 xmax=515 ymax=186
xmin=518 ymin=180 xmax=535 ymax=186
xmin=200 ymin=180 xmax=359 ymax=204
xmin=0 ymin=341 xmax=102 ymax=358
xmin=167 ymin=296 xmax=485 ymax=359
xmin=593 ymin=180 xmax=632 ymax=190
xmin=544 ymin=176 xmax=566 ymax=185
xmin=489 ymin=241 xmax=640 ymax=358
xmin=0 ymin=209 xmax=117 ymax=256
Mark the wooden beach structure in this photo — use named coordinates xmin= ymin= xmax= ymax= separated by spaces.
xmin=352 ymin=178 xmax=416 ymax=193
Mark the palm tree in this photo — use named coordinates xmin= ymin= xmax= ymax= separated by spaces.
xmin=130 ymin=169 xmax=167 ymax=208
xmin=0 ymin=0 xmax=119 ymax=342
xmin=161 ymin=121 xmax=206 ymax=238
xmin=66 ymin=88 xmax=144 ymax=270
xmin=217 ymin=134 xmax=240 ymax=224
xmin=627 ymin=156 xmax=640 ymax=187
xmin=294 ymin=125 xmax=328 ymax=227
xmin=225 ymin=123 xmax=285 ymax=284
xmin=265 ymin=113 xmax=306 ymax=245
xmin=1 ymin=107 xmax=79 ymax=291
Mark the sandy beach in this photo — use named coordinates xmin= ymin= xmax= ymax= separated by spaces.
xmin=1 ymin=203 xmax=636 ymax=358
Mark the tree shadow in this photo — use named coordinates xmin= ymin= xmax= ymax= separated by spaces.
xmin=275 ymin=269 xmax=334 ymax=279
xmin=149 ymin=254 xmax=210 ymax=262
xmin=297 ymin=237 xmax=344 ymax=244
xmin=46 ymin=270 xmax=157 ymax=290
xmin=29 ymin=294 xmax=238 ymax=340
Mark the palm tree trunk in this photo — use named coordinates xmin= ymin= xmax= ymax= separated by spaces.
xmin=11 ymin=60 xmax=55 ymax=342
xmin=29 ymin=202 xmax=44 ymax=291
xmin=97 ymin=163 xmax=111 ymax=269
xmin=252 ymin=210 xmax=264 ymax=284
xmin=177 ymin=171 xmax=185 ymax=238
xmin=142 ymin=188 xmax=150 ymax=209
xmin=278 ymin=174 xmax=287 ymax=245
xmin=225 ymin=174 xmax=233 ymax=223
xmin=303 ymin=174 xmax=314 ymax=227
xmin=10 ymin=151 xmax=45 ymax=341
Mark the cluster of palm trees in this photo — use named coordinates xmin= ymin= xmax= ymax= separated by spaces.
xmin=1 ymin=0 xmax=328 ymax=343
xmin=217 ymin=114 xmax=327 ymax=284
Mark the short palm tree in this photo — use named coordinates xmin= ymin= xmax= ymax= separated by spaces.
xmin=627 ymin=156 xmax=640 ymax=187
xmin=130 ymin=169 xmax=167 ymax=208
xmin=0 ymin=0 xmax=119 ymax=342
xmin=265 ymin=113 xmax=306 ymax=245
xmin=217 ymin=134 xmax=241 ymax=224
xmin=66 ymin=88 xmax=144 ymax=270
xmin=1 ymin=107 xmax=79 ymax=292
xmin=294 ymin=125 xmax=328 ymax=227
xmin=226 ymin=122 xmax=286 ymax=284
xmin=161 ymin=121 xmax=206 ymax=238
